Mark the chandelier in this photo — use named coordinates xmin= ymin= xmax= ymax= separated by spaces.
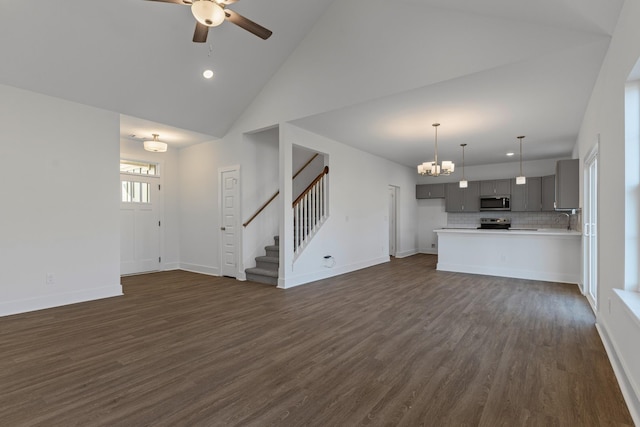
xmin=417 ymin=123 xmax=455 ymax=176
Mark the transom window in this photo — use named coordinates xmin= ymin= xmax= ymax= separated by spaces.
xmin=120 ymin=160 xmax=158 ymax=176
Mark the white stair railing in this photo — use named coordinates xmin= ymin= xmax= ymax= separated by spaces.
xmin=293 ymin=166 xmax=329 ymax=256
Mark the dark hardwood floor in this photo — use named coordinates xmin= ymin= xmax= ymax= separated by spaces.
xmin=0 ymin=255 xmax=632 ymax=426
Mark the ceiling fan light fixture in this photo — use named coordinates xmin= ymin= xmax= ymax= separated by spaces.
xmin=144 ymin=134 xmax=168 ymax=153
xmin=191 ymin=0 xmax=226 ymax=27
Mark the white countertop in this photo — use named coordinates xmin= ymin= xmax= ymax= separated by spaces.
xmin=435 ymin=228 xmax=581 ymax=236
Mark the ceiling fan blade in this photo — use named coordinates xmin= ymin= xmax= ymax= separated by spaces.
xmin=224 ymin=9 xmax=272 ymax=40
xmin=218 ymin=0 xmax=238 ymax=4
xmin=193 ymin=22 xmax=209 ymax=43
xmin=145 ymin=0 xmax=192 ymax=4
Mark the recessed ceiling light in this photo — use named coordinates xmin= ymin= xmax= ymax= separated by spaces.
xmin=506 ymin=152 xmax=515 ymax=157
xmin=203 ymin=69 xmax=214 ymax=79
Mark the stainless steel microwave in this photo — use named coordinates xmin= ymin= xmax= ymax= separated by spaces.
xmin=480 ymin=196 xmax=510 ymax=211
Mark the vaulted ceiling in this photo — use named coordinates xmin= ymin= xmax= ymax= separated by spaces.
xmin=0 ymin=0 xmax=624 ymax=167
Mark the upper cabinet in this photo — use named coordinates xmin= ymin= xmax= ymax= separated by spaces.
xmin=541 ymin=175 xmax=556 ymax=212
xmin=445 ymin=181 xmax=480 ymax=212
xmin=416 ymin=183 xmax=445 ymax=199
xmin=511 ymin=177 xmax=541 ymax=212
xmin=479 ymin=179 xmax=511 ymax=196
xmin=555 ymin=159 xmax=579 ymax=210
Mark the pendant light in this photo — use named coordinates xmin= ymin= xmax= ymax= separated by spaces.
xmin=459 ymin=143 xmax=468 ymax=188
xmin=417 ymin=123 xmax=455 ymax=176
xmin=144 ymin=134 xmax=168 ymax=153
xmin=515 ymin=135 xmax=526 ymax=185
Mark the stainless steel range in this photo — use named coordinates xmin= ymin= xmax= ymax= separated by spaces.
xmin=478 ymin=218 xmax=511 ymax=229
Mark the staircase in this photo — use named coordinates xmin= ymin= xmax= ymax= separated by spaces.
xmin=245 ymin=236 xmax=279 ymax=286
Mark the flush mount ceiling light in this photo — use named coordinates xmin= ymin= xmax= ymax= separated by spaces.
xmin=515 ymin=135 xmax=526 ymax=185
xmin=459 ymin=143 xmax=468 ymax=188
xmin=417 ymin=123 xmax=455 ymax=176
xmin=144 ymin=134 xmax=168 ymax=153
xmin=203 ymin=69 xmax=214 ymax=79
xmin=191 ymin=0 xmax=226 ymax=27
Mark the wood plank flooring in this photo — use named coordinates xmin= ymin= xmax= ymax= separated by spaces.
xmin=0 ymin=255 xmax=633 ymax=426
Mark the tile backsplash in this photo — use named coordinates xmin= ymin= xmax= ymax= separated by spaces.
xmin=447 ymin=211 xmax=581 ymax=231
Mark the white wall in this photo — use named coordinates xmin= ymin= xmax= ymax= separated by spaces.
xmin=242 ymin=128 xmax=280 ymax=272
xmin=178 ymin=140 xmax=234 ymax=276
xmin=279 ymin=124 xmax=418 ymax=288
xmin=120 ymin=137 xmax=181 ymax=270
xmin=418 ymin=199 xmax=447 ymax=254
xmin=575 ymin=0 xmax=640 ymax=422
xmin=0 ymin=84 xmax=122 ymax=316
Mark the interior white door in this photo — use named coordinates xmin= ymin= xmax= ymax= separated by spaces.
xmin=120 ymin=176 xmax=160 ymax=275
xmin=220 ymin=167 xmax=240 ymax=278
xmin=388 ymin=185 xmax=398 ymax=257
xmin=584 ymin=144 xmax=598 ymax=310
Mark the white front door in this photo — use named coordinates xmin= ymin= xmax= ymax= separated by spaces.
xmin=120 ymin=176 xmax=161 ymax=275
xmin=220 ymin=167 xmax=240 ymax=277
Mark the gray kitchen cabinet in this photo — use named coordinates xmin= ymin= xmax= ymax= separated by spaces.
xmin=541 ymin=175 xmax=556 ymax=211
xmin=510 ymin=177 xmax=541 ymax=212
xmin=445 ymin=181 xmax=480 ymax=212
xmin=416 ymin=183 xmax=445 ymax=199
xmin=480 ymin=179 xmax=511 ymax=196
xmin=555 ymin=159 xmax=579 ymax=210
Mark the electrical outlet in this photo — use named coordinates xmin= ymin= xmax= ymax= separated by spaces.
xmin=46 ymin=273 xmax=55 ymax=285
xmin=431 ymin=243 xmax=436 ymax=248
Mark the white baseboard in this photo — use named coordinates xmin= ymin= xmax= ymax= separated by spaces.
xmin=161 ymin=262 xmax=180 ymax=271
xmin=0 ymin=285 xmax=123 ymax=318
xmin=395 ymin=249 xmax=418 ymax=258
xmin=419 ymin=248 xmax=438 ymax=255
xmin=279 ymin=256 xmax=389 ymax=289
xmin=179 ymin=263 xmax=220 ymax=277
xmin=596 ymin=319 xmax=640 ymax=425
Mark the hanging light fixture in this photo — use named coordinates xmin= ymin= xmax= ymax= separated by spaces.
xmin=516 ymin=135 xmax=526 ymax=185
xmin=459 ymin=143 xmax=468 ymax=188
xmin=417 ymin=123 xmax=455 ymax=176
xmin=191 ymin=0 xmax=226 ymax=27
xmin=144 ymin=134 xmax=168 ymax=153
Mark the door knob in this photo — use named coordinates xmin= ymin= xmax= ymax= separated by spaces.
xmin=220 ymin=227 xmax=226 ymax=231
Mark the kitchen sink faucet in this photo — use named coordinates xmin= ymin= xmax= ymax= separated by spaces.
xmin=558 ymin=212 xmax=571 ymax=230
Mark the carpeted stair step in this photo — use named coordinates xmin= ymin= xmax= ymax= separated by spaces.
xmin=255 ymin=256 xmax=279 ymax=271
xmin=265 ymin=245 xmax=279 ymax=258
xmin=245 ymin=267 xmax=278 ymax=286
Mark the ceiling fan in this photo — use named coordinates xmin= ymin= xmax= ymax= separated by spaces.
xmin=147 ymin=0 xmax=272 ymax=43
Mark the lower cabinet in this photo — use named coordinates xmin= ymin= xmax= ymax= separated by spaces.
xmin=445 ymin=181 xmax=480 ymax=212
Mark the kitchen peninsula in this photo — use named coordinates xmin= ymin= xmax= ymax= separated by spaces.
xmin=434 ymin=228 xmax=581 ymax=284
